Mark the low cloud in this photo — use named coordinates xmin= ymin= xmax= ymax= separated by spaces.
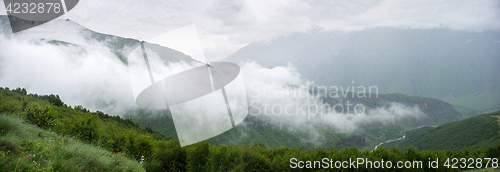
xmin=0 ymin=25 xmax=136 ymax=115
xmin=239 ymin=61 xmax=425 ymax=133
xmin=2 ymin=0 xmax=496 ymax=61
xmin=0 ymin=31 xmax=425 ymax=130
xmin=0 ymin=21 xmax=426 ymax=145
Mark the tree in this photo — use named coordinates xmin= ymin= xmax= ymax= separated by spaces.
xmin=144 ymin=140 xmax=186 ymax=171
xmin=187 ymin=140 xmax=210 ymax=171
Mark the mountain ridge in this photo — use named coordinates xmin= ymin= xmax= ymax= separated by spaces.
xmin=224 ymin=28 xmax=500 ymax=115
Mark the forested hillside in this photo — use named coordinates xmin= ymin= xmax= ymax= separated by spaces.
xmin=386 ymin=111 xmax=500 ymax=151
xmin=1 ymin=87 xmax=499 ymax=171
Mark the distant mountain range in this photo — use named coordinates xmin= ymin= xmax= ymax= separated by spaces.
xmin=224 ymin=28 xmax=500 ymax=116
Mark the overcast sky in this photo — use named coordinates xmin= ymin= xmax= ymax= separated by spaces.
xmin=1 ymin=0 xmax=499 ymax=61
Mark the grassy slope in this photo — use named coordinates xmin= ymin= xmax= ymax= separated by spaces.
xmin=0 ymin=87 xmax=175 ymax=171
xmin=0 ymin=114 xmax=144 ymax=172
xmin=385 ymin=110 xmax=500 ymax=150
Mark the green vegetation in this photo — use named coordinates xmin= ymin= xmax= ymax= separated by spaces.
xmin=0 ymin=114 xmax=144 ymax=171
xmin=386 ymin=111 xmax=500 ymax=151
xmin=1 ymin=87 xmax=500 ymax=171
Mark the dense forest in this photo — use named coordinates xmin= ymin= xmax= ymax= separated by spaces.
xmin=1 ymin=87 xmax=499 ymax=171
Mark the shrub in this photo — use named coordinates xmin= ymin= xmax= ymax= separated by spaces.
xmin=24 ymin=102 xmax=56 ymax=128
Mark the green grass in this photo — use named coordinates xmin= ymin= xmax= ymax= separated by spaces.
xmin=0 ymin=114 xmax=144 ymax=172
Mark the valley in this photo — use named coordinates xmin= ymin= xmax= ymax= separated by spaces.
xmin=1 ymin=14 xmax=499 ymax=171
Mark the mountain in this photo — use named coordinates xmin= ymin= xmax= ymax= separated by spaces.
xmin=0 ymin=15 xmax=196 ymax=66
xmin=224 ymin=28 xmax=500 ymax=116
xmin=0 ymin=15 xmax=199 ymax=113
xmin=1 ymin=17 xmax=499 ymax=170
xmin=385 ymin=110 xmax=500 ymax=151
xmin=0 ymin=16 xmax=467 ymax=150
xmin=127 ymin=92 xmax=463 ymax=150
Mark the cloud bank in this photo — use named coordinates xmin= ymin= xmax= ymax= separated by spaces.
xmin=2 ymin=0 xmax=498 ymax=60
xmin=0 ymin=19 xmax=425 ymax=143
xmin=0 ymin=26 xmax=136 ymax=115
xmin=0 ymin=30 xmax=425 ymax=134
xmin=240 ymin=61 xmax=425 ymax=133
